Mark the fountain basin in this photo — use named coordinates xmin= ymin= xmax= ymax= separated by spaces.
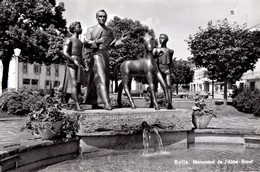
xmin=66 ymin=108 xmax=194 ymax=153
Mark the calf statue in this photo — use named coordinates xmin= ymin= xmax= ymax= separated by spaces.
xmin=114 ymin=33 xmax=173 ymax=110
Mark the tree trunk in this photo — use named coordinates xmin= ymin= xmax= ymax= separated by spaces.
xmin=175 ymin=84 xmax=179 ymax=95
xmin=223 ymin=79 xmax=228 ymax=105
xmin=0 ymin=60 xmax=3 ymax=95
xmin=2 ymin=50 xmax=12 ymax=90
xmin=211 ymin=80 xmax=214 ymax=99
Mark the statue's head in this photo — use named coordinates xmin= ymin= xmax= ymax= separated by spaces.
xmin=143 ymin=33 xmax=155 ymax=51
xmin=96 ymin=9 xmax=107 ymax=25
xmin=159 ymin=34 xmax=169 ymax=44
xmin=69 ymin=21 xmax=82 ymax=34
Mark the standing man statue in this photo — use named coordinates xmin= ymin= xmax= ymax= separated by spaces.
xmin=61 ymin=21 xmax=85 ymax=111
xmin=84 ymin=9 xmax=128 ymax=110
xmin=154 ymin=34 xmax=174 ymax=109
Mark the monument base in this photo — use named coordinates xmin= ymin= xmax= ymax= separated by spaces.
xmin=66 ymin=108 xmax=193 ymax=153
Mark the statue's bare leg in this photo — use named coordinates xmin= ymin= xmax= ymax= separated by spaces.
xmin=147 ymin=73 xmax=159 ymax=110
xmin=165 ymin=73 xmax=173 ymax=109
xmin=70 ymin=82 xmax=82 ymax=111
xmin=156 ymin=72 xmax=172 ymax=109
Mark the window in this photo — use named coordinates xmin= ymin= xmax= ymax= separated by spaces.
xmin=23 ymin=79 xmax=30 ymax=85
xmin=34 ymin=64 xmax=41 ymax=74
xmin=53 ymin=80 xmax=60 ymax=87
xmin=239 ymin=83 xmax=244 ymax=89
xmin=250 ymin=82 xmax=255 ymax=90
xmin=46 ymin=80 xmax=52 ymax=88
xmin=45 ymin=80 xmax=50 ymax=86
xmin=23 ymin=63 xmax=28 ymax=73
xmin=55 ymin=65 xmax=59 ymax=77
xmin=30 ymin=79 xmax=38 ymax=89
xmin=31 ymin=79 xmax=38 ymax=85
xmin=46 ymin=65 xmax=51 ymax=76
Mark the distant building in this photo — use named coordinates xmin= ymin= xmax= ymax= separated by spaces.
xmin=189 ymin=67 xmax=210 ymax=93
xmin=240 ymin=60 xmax=260 ymax=90
xmin=8 ymin=56 xmax=65 ymax=94
xmin=189 ymin=67 xmax=233 ymax=96
xmin=240 ymin=24 xmax=260 ymax=90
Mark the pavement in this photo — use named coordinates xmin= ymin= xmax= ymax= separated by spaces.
xmin=0 ymin=108 xmax=260 ymax=154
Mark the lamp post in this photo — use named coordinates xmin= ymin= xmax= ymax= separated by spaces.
xmin=0 ymin=49 xmax=3 ymax=95
xmin=14 ymin=48 xmax=21 ymax=57
xmin=8 ymin=48 xmax=21 ymax=90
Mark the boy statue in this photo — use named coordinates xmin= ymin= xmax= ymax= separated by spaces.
xmin=154 ymin=34 xmax=174 ymax=109
xmin=61 ymin=21 xmax=85 ymax=111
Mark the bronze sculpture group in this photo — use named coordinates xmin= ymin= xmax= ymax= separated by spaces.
xmin=61 ymin=9 xmax=174 ymax=111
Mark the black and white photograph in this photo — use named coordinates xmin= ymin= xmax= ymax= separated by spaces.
xmin=0 ymin=0 xmax=260 ymax=171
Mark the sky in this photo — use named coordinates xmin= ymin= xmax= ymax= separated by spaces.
xmin=57 ymin=0 xmax=260 ymax=60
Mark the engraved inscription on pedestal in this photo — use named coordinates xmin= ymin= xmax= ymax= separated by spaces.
xmin=74 ymin=108 xmax=193 ymax=135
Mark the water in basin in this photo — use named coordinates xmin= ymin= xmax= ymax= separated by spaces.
xmin=39 ymin=145 xmax=260 ymax=172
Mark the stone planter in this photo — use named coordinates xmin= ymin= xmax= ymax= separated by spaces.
xmin=37 ymin=121 xmax=63 ymax=140
xmin=192 ymin=114 xmax=213 ymax=129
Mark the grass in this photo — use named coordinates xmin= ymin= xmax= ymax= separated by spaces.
xmin=214 ymin=104 xmax=253 ymax=117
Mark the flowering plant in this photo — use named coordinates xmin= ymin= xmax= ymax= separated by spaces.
xmin=22 ymin=107 xmax=65 ymax=135
xmin=192 ymin=98 xmax=216 ymax=117
xmin=21 ymin=95 xmax=80 ymax=139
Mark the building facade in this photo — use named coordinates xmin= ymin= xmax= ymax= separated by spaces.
xmin=241 ymin=60 xmax=260 ymax=90
xmin=189 ymin=67 xmax=233 ymax=96
xmin=8 ymin=57 xmax=65 ymax=94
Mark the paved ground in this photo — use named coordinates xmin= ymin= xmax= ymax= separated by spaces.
xmin=0 ymin=117 xmax=52 ymax=155
xmin=0 ymin=107 xmax=260 ymax=154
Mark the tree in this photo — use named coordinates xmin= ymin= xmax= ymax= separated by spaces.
xmin=0 ymin=0 xmax=67 ymax=90
xmin=187 ymin=19 xmax=260 ymax=104
xmin=171 ymin=59 xmax=194 ymax=94
xmin=107 ymin=16 xmax=155 ymax=81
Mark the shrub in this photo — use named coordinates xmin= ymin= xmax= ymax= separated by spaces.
xmin=144 ymin=92 xmax=166 ymax=106
xmin=231 ymin=85 xmax=243 ymax=99
xmin=110 ymin=94 xmax=131 ymax=108
xmin=0 ymin=87 xmax=44 ymax=116
xmin=233 ymin=88 xmax=260 ymax=117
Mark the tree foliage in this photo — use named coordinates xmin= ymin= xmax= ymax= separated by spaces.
xmin=0 ymin=0 xmax=67 ymax=64
xmin=171 ymin=59 xmax=194 ymax=94
xmin=0 ymin=0 xmax=67 ymax=89
xmin=187 ymin=19 xmax=260 ymax=103
xmin=171 ymin=59 xmax=194 ymax=85
xmin=187 ymin=19 xmax=260 ymax=82
xmin=107 ymin=16 xmax=155 ymax=80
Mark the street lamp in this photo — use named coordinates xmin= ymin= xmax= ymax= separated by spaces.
xmin=14 ymin=48 xmax=21 ymax=57
xmin=230 ymin=9 xmax=235 ymax=15
xmin=8 ymin=48 xmax=21 ymax=90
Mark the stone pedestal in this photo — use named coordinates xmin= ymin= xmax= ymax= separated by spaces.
xmin=66 ymin=108 xmax=193 ymax=153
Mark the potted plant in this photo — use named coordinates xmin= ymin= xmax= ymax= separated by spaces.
xmin=22 ymin=107 xmax=64 ymax=139
xmin=21 ymin=95 xmax=80 ymax=140
xmin=192 ymin=97 xmax=216 ymax=129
